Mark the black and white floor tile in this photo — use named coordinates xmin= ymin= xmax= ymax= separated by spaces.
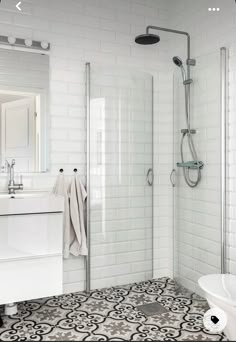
xmin=0 ymin=278 xmax=227 ymax=341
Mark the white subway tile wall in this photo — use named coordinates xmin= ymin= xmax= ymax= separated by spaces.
xmin=169 ymin=0 xmax=236 ymax=293
xmin=0 ymin=0 xmax=174 ymax=293
xmin=173 ymin=52 xmax=222 ymax=294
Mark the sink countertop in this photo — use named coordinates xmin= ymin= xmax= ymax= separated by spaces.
xmin=0 ymin=192 xmax=64 ymax=216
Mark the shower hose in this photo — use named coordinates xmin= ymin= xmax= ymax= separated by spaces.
xmin=181 ymin=82 xmax=201 ymax=188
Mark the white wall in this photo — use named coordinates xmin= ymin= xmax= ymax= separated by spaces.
xmin=0 ymin=0 xmax=175 ymax=293
xmin=173 ymin=53 xmax=222 ymax=294
xmin=169 ymin=0 xmax=236 ymax=292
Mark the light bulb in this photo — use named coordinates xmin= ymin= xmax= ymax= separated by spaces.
xmin=25 ymin=38 xmax=32 ymax=47
xmin=41 ymin=41 xmax=49 ymax=49
xmin=8 ymin=36 xmax=16 ymax=45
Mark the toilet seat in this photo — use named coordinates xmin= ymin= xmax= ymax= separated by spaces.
xmin=198 ymin=274 xmax=236 ymax=306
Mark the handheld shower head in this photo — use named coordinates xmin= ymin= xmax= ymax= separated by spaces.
xmin=173 ymin=56 xmax=183 ymax=67
xmin=173 ymin=56 xmax=186 ymax=82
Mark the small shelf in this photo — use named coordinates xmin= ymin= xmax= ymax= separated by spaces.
xmin=177 ymin=161 xmax=204 ymax=170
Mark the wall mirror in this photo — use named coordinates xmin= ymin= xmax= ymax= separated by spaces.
xmin=0 ymin=49 xmax=49 ymax=173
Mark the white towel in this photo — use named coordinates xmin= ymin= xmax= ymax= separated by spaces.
xmin=52 ymin=174 xmax=71 ymax=258
xmin=69 ymin=174 xmax=88 ymax=256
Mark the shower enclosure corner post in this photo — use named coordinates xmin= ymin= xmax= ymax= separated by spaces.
xmin=86 ymin=62 xmax=91 ymax=292
xmin=220 ymin=47 xmax=228 ymax=275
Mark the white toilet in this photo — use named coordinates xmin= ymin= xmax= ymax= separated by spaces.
xmin=198 ymin=274 xmax=236 ymax=341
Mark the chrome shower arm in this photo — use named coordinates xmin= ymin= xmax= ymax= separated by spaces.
xmin=146 ymin=25 xmax=192 ymax=77
xmin=146 ymin=25 xmax=190 ymax=58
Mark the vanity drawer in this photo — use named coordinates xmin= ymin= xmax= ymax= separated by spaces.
xmin=0 ymin=255 xmax=63 ymax=304
xmin=0 ymin=213 xmax=63 ymax=260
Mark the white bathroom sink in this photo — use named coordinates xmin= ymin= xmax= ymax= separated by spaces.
xmin=0 ymin=192 xmax=64 ymax=216
xmin=0 ymin=192 xmax=48 ymax=199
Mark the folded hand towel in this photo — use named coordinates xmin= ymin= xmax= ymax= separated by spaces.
xmin=52 ymin=174 xmax=71 ymax=258
xmin=69 ymin=174 xmax=88 ymax=256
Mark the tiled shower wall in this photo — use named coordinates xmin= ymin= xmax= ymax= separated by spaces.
xmin=169 ymin=0 xmax=236 ymax=292
xmin=0 ymin=0 xmax=175 ymax=293
xmin=173 ymin=53 xmax=222 ymax=294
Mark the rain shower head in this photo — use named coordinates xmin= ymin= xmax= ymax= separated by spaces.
xmin=135 ymin=33 xmax=160 ymax=45
xmin=173 ymin=56 xmax=183 ymax=67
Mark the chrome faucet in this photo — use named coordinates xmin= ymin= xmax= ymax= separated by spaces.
xmin=6 ymin=159 xmax=23 ymax=195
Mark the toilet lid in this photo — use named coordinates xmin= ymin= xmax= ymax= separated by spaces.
xmin=198 ymin=274 xmax=236 ymax=306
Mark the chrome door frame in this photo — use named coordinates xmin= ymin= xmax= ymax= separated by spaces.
xmin=86 ymin=62 xmax=91 ymax=293
xmin=220 ymin=47 xmax=228 ymax=274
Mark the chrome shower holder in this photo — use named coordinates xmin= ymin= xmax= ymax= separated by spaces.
xmin=187 ymin=58 xmax=196 ymax=66
xmin=183 ymin=79 xmax=193 ymax=85
xmin=181 ymin=128 xmax=196 ymax=134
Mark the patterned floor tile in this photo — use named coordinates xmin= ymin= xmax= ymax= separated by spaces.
xmin=0 ymin=278 xmax=226 ymax=341
xmin=44 ymin=328 xmax=88 ymax=341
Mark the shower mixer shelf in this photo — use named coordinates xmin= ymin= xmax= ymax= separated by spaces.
xmin=177 ymin=161 xmax=204 ymax=169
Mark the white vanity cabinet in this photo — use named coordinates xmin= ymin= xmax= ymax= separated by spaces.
xmin=0 ymin=193 xmax=64 ymax=305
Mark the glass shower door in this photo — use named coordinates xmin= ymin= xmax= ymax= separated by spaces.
xmin=173 ymin=50 xmax=223 ymax=294
xmin=89 ymin=66 xmax=153 ymax=290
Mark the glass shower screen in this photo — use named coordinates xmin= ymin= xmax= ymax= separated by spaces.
xmin=87 ymin=65 xmax=153 ymax=290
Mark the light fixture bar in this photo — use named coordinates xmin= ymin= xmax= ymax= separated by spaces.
xmin=0 ymin=35 xmax=50 ymax=51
